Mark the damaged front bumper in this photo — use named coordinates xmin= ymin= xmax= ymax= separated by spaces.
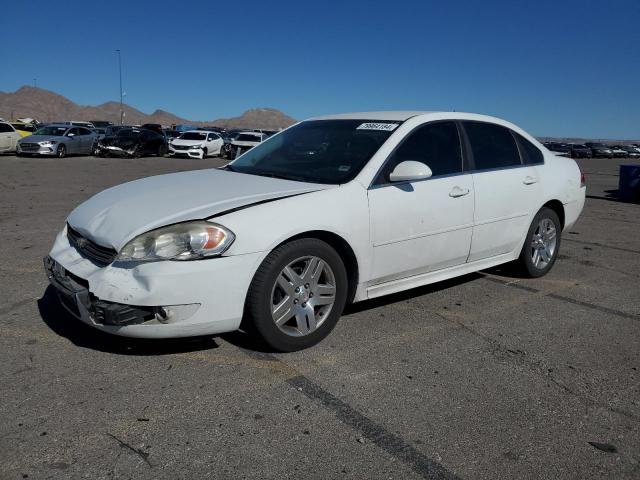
xmin=44 ymin=227 xmax=266 ymax=338
xmin=44 ymin=256 xmax=198 ymax=327
xmin=96 ymin=144 xmax=136 ymax=157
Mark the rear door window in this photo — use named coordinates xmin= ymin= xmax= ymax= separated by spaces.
xmin=464 ymin=122 xmax=522 ymax=170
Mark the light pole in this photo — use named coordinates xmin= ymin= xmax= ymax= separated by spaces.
xmin=116 ymin=49 xmax=123 ymax=125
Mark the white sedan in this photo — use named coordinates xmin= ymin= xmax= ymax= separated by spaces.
xmin=44 ymin=111 xmax=585 ymax=351
xmin=168 ymin=130 xmax=224 ymax=159
xmin=0 ymin=121 xmax=23 ymax=153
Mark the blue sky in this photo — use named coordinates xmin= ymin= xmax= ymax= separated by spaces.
xmin=1 ymin=0 xmax=639 ymax=138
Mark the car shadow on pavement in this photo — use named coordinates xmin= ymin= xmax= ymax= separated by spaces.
xmin=38 ymin=285 xmax=219 ymax=355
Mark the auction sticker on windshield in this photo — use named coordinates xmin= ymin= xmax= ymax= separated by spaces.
xmin=356 ymin=122 xmax=400 ymax=131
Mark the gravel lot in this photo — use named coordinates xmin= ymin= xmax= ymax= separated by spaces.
xmin=0 ymin=154 xmax=639 ymax=479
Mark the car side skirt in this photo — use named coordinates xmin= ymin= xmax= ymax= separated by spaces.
xmin=362 ymin=251 xmax=517 ymax=300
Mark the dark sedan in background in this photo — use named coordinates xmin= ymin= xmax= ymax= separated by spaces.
xmin=96 ymin=128 xmax=167 ymax=157
xmin=569 ymin=144 xmax=592 ymax=158
xmin=585 ymin=143 xmax=614 ymax=158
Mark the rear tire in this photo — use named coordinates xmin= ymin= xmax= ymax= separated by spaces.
xmin=516 ymin=207 xmax=562 ymax=278
xmin=243 ymin=238 xmax=348 ymax=352
xmin=158 ymin=144 xmax=167 ymax=157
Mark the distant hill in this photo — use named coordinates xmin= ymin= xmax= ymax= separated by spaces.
xmin=0 ymin=86 xmax=297 ymax=130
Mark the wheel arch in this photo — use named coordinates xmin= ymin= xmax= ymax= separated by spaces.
xmin=273 ymin=230 xmax=360 ymax=303
xmin=541 ymin=199 xmax=565 ymax=230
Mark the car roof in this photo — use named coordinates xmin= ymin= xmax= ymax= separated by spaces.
xmin=238 ymin=131 xmax=263 ymax=136
xmin=184 ymin=130 xmax=217 ymax=134
xmin=309 ymin=110 xmax=523 ymax=123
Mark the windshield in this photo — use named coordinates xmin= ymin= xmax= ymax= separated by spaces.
xmin=34 ymin=126 xmax=68 ymax=136
xmin=236 ymin=134 xmax=261 ymax=142
xmin=228 ymin=120 xmax=399 ymax=184
xmin=180 ymin=132 xmax=207 ymax=140
xmin=117 ymin=129 xmax=140 ymax=138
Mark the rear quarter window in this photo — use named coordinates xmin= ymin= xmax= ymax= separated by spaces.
xmin=515 ymin=133 xmax=544 ymax=165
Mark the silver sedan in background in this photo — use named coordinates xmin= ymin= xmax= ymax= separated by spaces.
xmin=17 ymin=124 xmax=97 ymax=158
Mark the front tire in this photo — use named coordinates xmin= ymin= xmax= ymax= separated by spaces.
xmin=244 ymin=238 xmax=348 ymax=352
xmin=57 ymin=144 xmax=66 ymax=158
xmin=516 ymin=207 xmax=561 ymax=278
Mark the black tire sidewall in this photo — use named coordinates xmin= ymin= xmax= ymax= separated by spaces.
xmin=57 ymin=145 xmax=66 ymax=158
xmin=519 ymin=207 xmax=562 ymax=278
xmin=245 ymin=238 xmax=348 ymax=352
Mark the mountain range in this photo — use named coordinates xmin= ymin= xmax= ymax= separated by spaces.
xmin=0 ymin=86 xmax=297 ymax=130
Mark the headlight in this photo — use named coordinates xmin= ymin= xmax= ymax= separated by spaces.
xmin=189 ymin=144 xmax=202 ymax=149
xmin=39 ymin=140 xmax=58 ymax=146
xmin=116 ymin=221 xmax=235 ymax=263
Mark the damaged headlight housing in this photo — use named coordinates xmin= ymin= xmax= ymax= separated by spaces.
xmin=39 ymin=140 xmax=58 ymax=146
xmin=116 ymin=221 xmax=235 ymax=263
xmin=189 ymin=144 xmax=203 ymax=149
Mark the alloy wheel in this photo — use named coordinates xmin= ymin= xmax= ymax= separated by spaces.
xmin=270 ymin=256 xmax=336 ymax=337
xmin=530 ymin=218 xmax=557 ymax=269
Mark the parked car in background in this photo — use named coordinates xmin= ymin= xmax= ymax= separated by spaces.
xmin=141 ymin=123 xmax=164 ymax=136
xmin=92 ymin=128 xmax=107 ymax=141
xmin=585 ymin=143 xmax=613 ymax=158
xmin=609 ymin=146 xmax=629 ymax=158
xmin=104 ymin=125 xmax=128 ymax=137
xmin=163 ymin=129 xmax=181 ymax=143
xmin=95 ymin=128 xmax=167 ymax=158
xmin=58 ymin=121 xmax=96 ymax=129
xmin=569 ymin=144 xmax=592 ymax=158
xmin=223 ymin=131 xmax=266 ymax=159
xmin=168 ymin=130 xmax=224 ymax=159
xmin=44 ymin=111 xmax=585 ymax=351
xmin=17 ymin=124 xmax=97 ymax=157
xmin=90 ymin=121 xmax=113 ymax=128
xmin=543 ymin=142 xmax=571 ymax=156
xmin=617 ymin=145 xmax=640 ymax=157
xmin=0 ymin=121 xmax=23 ymax=153
xmin=10 ymin=122 xmax=37 ymax=137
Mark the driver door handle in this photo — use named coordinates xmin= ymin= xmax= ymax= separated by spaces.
xmin=449 ymin=186 xmax=470 ymax=198
xmin=523 ymin=176 xmax=538 ymax=185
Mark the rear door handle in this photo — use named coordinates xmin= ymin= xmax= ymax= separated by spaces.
xmin=523 ymin=176 xmax=538 ymax=185
xmin=449 ymin=186 xmax=470 ymax=198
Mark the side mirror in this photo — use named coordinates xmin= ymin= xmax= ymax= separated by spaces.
xmin=389 ymin=160 xmax=432 ymax=182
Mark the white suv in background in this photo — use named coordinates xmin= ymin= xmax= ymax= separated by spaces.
xmin=168 ymin=130 xmax=224 ymax=159
xmin=0 ymin=122 xmax=22 ymax=153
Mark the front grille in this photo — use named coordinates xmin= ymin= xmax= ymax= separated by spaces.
xmin=67 ymin=225 xmax=117 ymax=267
xmin=20 ymin=143 xmax=40 ymax=151
xmin=171 ymin=145 xmax=190 ymax=150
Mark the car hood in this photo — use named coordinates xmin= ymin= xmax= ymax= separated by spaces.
xmin=67 ymin=168 xmax=332 ymax=250
xmin=171 ymin=139 xmax=205 ymax=146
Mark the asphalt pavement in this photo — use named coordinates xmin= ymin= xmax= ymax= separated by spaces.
xmin=0 ymin=154 xmax=638 ymax=479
